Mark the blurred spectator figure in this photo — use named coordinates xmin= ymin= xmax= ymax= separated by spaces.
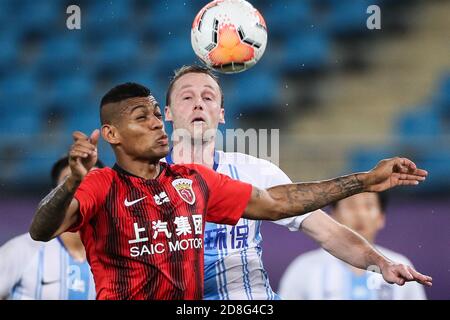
xmin=278 ymin=192 xmax=426 ymax=300
xmin=0 ymin=155 xmax=103 ymax=300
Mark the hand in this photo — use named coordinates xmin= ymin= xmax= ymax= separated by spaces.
xmin=381 ymin=262 xmax=432 ymax=287
xmin=68 ymin=129 xmax=100 ymax=182
xmin=361 ymin=157 xmax=428 ymax=192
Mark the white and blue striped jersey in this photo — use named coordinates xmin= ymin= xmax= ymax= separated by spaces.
xmin=0 ymin=233 xmax=96 ymax=300
xmin=165 ymin=150 xmax=311 ymax=300
xmin=279 ymin=246 xmax=426 ymax=300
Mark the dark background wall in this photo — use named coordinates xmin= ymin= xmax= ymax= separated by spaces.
xmin=1 ymin=197 xmax=448 ymax=299
xmin=261 ymin=198 xmax=450 ymax=300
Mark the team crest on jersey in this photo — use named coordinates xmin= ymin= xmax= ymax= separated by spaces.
xmin=172 ymin=178 xmax=196 ymax=205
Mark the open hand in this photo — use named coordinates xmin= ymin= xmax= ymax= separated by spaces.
xmin=381 ymin=262 xmax=432 ymax=287
xmin=363 ymin=157 xmax=428 ymax=192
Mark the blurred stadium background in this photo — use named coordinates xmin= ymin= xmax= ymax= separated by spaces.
xmin=0 ymin=0 xmax=448 ymax=299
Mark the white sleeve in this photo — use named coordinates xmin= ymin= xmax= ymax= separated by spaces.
xmin=0 ymin=234 xmax=40 ymax=299
xmin=261 ymin=161 xmax=312 ymax=231
xmin=278 ymin=256 xmax=309 ymax=300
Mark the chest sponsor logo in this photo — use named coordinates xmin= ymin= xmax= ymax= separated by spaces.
xmin=153 ymin=192 xmax=170 ymax=205
xmin=127 ymin=215 xmax=204 ymax=257
xmin=172 ymin=178 xmax=196 ymax=205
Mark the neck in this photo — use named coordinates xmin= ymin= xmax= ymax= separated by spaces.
xmin=172 ymin=139 xmax=215 ymax=168
xmin=59 ymin=232 xmax=86 ymax=262
xmin=115 ymin=153 xmax=161 ymax=179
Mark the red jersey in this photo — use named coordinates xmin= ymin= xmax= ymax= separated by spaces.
xmin=69 ymin=162 xmax=252 ymax=300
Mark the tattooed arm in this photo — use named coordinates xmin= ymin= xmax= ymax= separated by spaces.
xmin=29 ymin=177 xmax=81 ymax=241
xmin=243 ymin=174 xmax=364 ymax=220
xmin=243 ymin=157 xmax=427 ymax=221
xmin=29 ymin=130 xmax=99 ymax=241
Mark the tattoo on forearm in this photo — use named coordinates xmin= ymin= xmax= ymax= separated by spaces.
xmin=29 ymin=180 xmax=76 ymax=240
xmin=255 ymin=188 xmax=262 ymax=199
xmin=268 ymin=174 xmax=364 ymax=216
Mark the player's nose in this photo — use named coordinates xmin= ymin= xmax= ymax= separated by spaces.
xmin=150 ymin=116 xmax=164 ymax=130
xmin=193 ymin=98 xmax=205 ymax=111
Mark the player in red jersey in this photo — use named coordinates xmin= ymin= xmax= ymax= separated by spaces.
xmin=29 ymin=83 xmax=431 ymax=299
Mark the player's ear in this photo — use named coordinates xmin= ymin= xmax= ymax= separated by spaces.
xmin=165 ymin=106 xmax=173 ymax=122
xmin=219 ymin=107 xmax=225 ymax=124
xmin=101 ymin=124 xmax=120 ymax=145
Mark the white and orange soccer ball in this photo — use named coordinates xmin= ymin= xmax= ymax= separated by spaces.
xmin=191 ymin=0 xmax=268 ymax=74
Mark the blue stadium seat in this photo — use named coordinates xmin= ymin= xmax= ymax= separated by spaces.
xmin=321 ymin=0 xmax=374 ymax=36
xmin=0 ymin=115 xmax=41 ymax=136
xmin=418 ymin=149 xmax=450 ymax=190
xmin=262 ymin=1 xmax=314 ymax=39
xmin=143 ymin=1 xmax=196 ymax=39
xmin=66 ymin=109 xmax=101 ymax=134
xmin=433 ymin=73 xmax=450 ymax=112
xmin=37 ymin=36 xmax=84 ymax=77
xmin=46 ymin=73 xmax=95 ymax=111
xmin=349 ymin=141 xmax=450 ymax=192
xmin=17 ymin=145 xmax=68 ymax=185
xmin=0 ymin=73 xmax=39 ymax=113
xmin=84 ymin=0 xmax=132 ymax=37
xmin=151 ymin=37 xmax=197 ymax=77
xmin=225 ymin=70 xmax=280 ymax=115
xmin=93 ymin=37 xmax=140 ymax=73
xmin=0 ymin=34 xmax=19 ymax=72
xmin=349 ymin=146 xmax=398 ymax=173
xmin=396 ymin=107 xmax=442 ymax=140
xmin=279 ymin=30 xmax=330 ymax=73
xmin=13 ymin=0 xmax=59 ymax=34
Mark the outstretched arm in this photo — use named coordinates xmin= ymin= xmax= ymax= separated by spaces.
xmin=29 ymin=130 xmax=99 ymax=241
xmin=301 ymin=210 xmax=432 ymax=286
xmin=243 ymin=157 xmax=427 ymax=221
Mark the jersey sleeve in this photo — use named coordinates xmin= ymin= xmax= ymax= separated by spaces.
xmin=0 ymin=233 xmax=40 ymax=299
xmin=261 ymin=160 xmax=312 ymax=231
xmin=68 ymin=168 xmax=113 ymax=232
xmin=190 ymin=164 xmax=253 ymax=225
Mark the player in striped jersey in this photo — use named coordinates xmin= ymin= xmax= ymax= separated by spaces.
xmin=279 ymin=192 xmax=427 ymax=300
xmin=0 ymin=155 xmax=102 ymax=300
xmin=29 ymin=82 xmax=430 ymax=300
xmin=164 ymin=65 xmax=432 ymax=300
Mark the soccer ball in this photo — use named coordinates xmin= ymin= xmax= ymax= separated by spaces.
xmin=191 ymin=0 xmax=268 ymax=74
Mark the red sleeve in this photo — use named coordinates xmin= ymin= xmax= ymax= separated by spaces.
xmin=186 ymin=164 xmax=253 ymax=225
xmin=68 ymin=168 xmax=113 ymax=232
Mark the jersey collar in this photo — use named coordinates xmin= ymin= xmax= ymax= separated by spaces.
xmin=112 ymin=162 xmax=167 ymax=180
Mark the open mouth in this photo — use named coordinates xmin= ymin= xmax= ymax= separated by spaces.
xmin=191 ymin=116 xmax=206 ymax=124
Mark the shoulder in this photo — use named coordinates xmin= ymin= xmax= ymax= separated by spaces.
xmin=0 ymin=233 xmax=42 ymax=262
xmin=86 ymin=167 xmax=115 ymax=179
xmin=80 ymin=167 xmax=115 ymax=186
xmin=168 ymin=163 xmax=210 ymax=176
xmin=1 ymin=233 xmax=41 ymax=250
xmin=220 ymin=151 xmax=275 ymax=169
xmin=220 ymin=152 xmax=285 ymax=180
